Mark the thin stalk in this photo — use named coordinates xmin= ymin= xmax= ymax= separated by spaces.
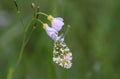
xmin=7 ymin=1 xmax=36 ymax=79
xmin=16 ymin=17 xmax=34 ymax=69
xmin=35 ymin=18 xmax=44 ymax=24
xmin=36 ymin=12 xmax=48 ymax=17
xmin=7 ymin=18 xmax=34 ymax=79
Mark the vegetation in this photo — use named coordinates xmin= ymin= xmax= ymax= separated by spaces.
xmin=0 ymin=0 xmax=120 ymax=79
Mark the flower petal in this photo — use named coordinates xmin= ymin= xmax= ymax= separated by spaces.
xmin=52 ymin=18 xmax=64 ymax=31
xmin=56 ymin=17 xmax=63 ymax=21
xmin=44 ymin=24 xmax=58 ymax=40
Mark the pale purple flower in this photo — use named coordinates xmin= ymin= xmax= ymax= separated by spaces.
xmin=47 ymin=15 xmax=64 ymax=31
xmin=51 ymin=17 xmax=64 ymax=31
xmin=43 ymin=24 xmax=58 ymax=40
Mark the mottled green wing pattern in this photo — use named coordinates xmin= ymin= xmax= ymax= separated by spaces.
xmin=53 ymin=39 xmax=72 ymax=69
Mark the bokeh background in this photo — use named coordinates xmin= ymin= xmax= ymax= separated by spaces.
xmin=0 ymin=0 xmax=120 ymax=79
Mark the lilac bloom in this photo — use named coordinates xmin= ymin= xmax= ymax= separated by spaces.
xmin=43 ymin=24 xmax=58 ymax=40
xmin=47 ymin=15 xmax=64 ymax=31
xmin=51 ymin=17 xmax=64 ymax=31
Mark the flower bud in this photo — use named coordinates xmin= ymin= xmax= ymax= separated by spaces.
xmin=47 ymin=15 xmax=54 ymax=22
xmin=31 ymin=2 xmax=36 ymax=9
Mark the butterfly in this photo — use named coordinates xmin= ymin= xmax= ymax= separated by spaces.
xmin=53 ymin=34 xmax=72 ymax=69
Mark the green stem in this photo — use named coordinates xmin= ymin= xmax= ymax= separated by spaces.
xmin=35 ymin=18 xmax=44 ymax=24
xmin=7 ymin=18 xmax=34 ymax=79
xmin=16 ymin=18 xmax=34 ymax=67
xmin=36 ymin=12 xmax=48 ymax=17
xmin=25 ymin=18 xmax=34 ymax=33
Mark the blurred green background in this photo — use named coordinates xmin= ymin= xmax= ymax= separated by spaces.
xmin=0 ymin=0 xmax=120 ymax=79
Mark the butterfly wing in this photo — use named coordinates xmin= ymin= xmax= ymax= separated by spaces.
xmin=53 ymin=37 xmax=72 ymax=69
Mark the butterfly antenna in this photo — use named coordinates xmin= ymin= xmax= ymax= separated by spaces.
xmin=58 ymin=25 xmax=71 ymax=42
xmin=61 ymin=25 xmax=71 ymax=38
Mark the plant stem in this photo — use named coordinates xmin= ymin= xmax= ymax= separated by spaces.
xmin=35 ymin=18 xmax=44 ymax=24
xmin=7 ymin=18 xmax=34 ymax=79
xmin=16 ymin=18 xmax=34 ymax=68
xmin=36 ymin=12 xmax=48 ymax=17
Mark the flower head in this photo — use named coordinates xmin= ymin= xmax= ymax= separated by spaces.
xmin=47 ymin=15 xmax=64 ymax=31
xmin=43 ymin=15 xmax=72 ymax=69
xmin=43 ymin=24 xmax=58 ymax=40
